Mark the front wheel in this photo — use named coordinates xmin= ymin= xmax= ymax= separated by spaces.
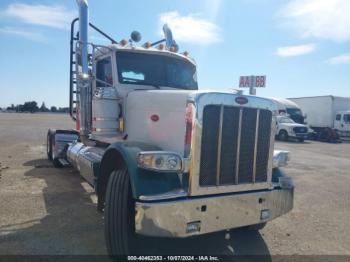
xmin=104 ymin=169 xmax=139 ymax=256
xmin=278 ymin=130 xmax=288 ymax=141
xmin=298 ymin=138 xmax=305 ymax=142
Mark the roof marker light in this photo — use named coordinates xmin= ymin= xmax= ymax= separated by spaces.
xmin=120 ymin=39 xmax=128 ymax=46
xmin=158 ymin=43 xmax=165 ymax=50
xmin=143 ymin=42 xmax=151 ymax=48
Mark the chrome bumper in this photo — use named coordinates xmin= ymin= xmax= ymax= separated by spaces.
xmin=294 ymin=133 xmax=308 ymax=138
xmin=135 ymin=187 xmax=293 ymax=237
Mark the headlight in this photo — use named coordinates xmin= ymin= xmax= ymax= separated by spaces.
xmin=273 ymin=150 xmax=290 ymax=168
xmin=137 ymin=151 xmax=183 ymax=172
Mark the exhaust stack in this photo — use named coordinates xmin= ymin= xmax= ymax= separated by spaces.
xmin=77 ymin=0 xmax=89 ymax=75
xmin=76 ymin=0 xmax=91 ymax=137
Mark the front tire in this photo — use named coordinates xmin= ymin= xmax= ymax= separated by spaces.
xmin=298 ymin=138 xmax=305 ymax=142
xmin=105 ymin=169 xmax=138 ymax=256
xmin=278 ymin=130 xmax=288 ymax=141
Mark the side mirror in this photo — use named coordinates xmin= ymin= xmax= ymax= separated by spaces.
xmin=163 ymin=24 xmax=179 ymax=51
xmin=303 ymin=113 xmax=307 ymax=119
xmin=163 ymin=24 xmax=174 ymax=49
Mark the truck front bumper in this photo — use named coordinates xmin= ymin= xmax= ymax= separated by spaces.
xmin=135 ymin=187 xmax=293 ymax=237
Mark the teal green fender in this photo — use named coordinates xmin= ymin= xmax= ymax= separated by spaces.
xmin=97 ymin=141 xmax=183 ymax=200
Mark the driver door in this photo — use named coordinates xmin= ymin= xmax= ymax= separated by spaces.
xmin=334 ymin=113 xmax=350 ymax=132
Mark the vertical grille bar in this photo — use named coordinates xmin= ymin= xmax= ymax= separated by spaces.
xmin=255 ymin=110 xmax=272 ymax=182
xmin=252 ymin=109 xmax=260 ymax=183
xmin=235 ymin=109 xmax=243 ymax=185
xmin=199 ymin=105 xmax=221 ymax=186
xmin=238 ymin=108 xmax=257 ymax=183
xmin=215 ymin=105 xmax=224 ymax=186
xmin=219 ymin=106 xmax=240 ymax=185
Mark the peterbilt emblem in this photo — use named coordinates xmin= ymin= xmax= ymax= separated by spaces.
xmin=150 ymin=114 xmax=160 ymax=122
xmin=235 ymin=96 xmax=248 ymax=105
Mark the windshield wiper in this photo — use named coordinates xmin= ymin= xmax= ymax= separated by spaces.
xmin=151 ymin=84 xmax=160 ymax=89
xmin=122 ymin=80 xmax=161 ymax=89
xmin=142 ymin=82 xmax=160 ymax=89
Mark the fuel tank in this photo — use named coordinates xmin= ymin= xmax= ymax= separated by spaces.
xmin=67 ymin=142 xmax=105 ymax=186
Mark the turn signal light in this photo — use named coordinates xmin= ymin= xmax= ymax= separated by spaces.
xmin=158 ymin=43 xmax=165 ymax=50
xmin=184 ymin=103 xmax=195 ymax=158
xmin=118 ymin=118 xmax=124 ymax=132
xmin=120 ymin=39 xmax=128 ymax=46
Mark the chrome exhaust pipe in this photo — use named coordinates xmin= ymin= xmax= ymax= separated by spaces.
xmin=76 ymin=0 xmax=89 ymax=75
xmin=76 ymin=0 xmax=91 ymax=137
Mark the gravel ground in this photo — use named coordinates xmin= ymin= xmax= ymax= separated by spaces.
xmin=0 ymin=113 xmax=349 ymax=256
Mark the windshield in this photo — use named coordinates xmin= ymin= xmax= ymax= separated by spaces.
xmin=279 ymin=117 xmax=295 ymax=124
xmin=286 ymin=108 xmax=302 ymax=116
xmin=116 ymin=51 xmax=198 ymax=90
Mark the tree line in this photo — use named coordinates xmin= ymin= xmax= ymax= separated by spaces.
xmin=1 ymin=102 xmax=69 ymax=113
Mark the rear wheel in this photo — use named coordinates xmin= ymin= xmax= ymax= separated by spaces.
xmin=298 ymin=138 xmax=305 ymax=142
xmin=46 ymin=129 xmax=62 ymax=168
xmin=52 ymin=157 xmax=62 ymax=168
xmin=46 ymin=130 xmax=53 ymax=160
xmin=278 ymin=130 xmax=288 ymax=141
xmin=105 ymin=168 xmax=139 ymax=256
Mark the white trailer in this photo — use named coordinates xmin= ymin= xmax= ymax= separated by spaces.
xmin=289 ymin=96 xmax=350 ymax=138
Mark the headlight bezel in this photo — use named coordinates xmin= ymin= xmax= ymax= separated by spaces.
xmin=137 ymin=151 xmax=184 ymax=173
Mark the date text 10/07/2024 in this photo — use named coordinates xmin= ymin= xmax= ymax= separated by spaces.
xmin=127 ymin=255 xmax=220 ymax=261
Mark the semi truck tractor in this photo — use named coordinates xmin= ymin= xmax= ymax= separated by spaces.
xmin=46 ymin=0 xmax=294 ymax=255
xmin=269 ymin=97 xmax=305 ymax=124
xmin=289 ymin=96 xmax=350 ymax=140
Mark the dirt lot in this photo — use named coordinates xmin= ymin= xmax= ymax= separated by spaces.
xmin=0 ymin=113 xmax=350 ymax=256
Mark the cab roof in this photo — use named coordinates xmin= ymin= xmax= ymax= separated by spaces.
xmin=94 ymin=44 xmax=196 ymax=65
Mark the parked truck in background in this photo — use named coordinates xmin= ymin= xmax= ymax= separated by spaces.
xmin=46 ymin=0 xmax=294 ymax=255
xmin=289 ymin=96 xmax=350 ymax=139
xmin=275 ymin=115 xmax=308 ymax=142
xmin=269 ymin=97 xmax=306 ymax=124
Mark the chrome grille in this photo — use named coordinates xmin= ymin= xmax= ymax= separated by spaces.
xmin=199 ymin=105 xmax=272 ymax=186
xmin=293 ymin=126 xmax=307 ymax=133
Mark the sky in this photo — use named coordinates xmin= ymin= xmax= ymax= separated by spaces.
xmin=0 ymin=0 xmax=349 ymax=108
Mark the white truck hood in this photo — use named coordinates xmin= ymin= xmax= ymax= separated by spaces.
xmin=125 ymin=90 xmax=277 ymax=155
